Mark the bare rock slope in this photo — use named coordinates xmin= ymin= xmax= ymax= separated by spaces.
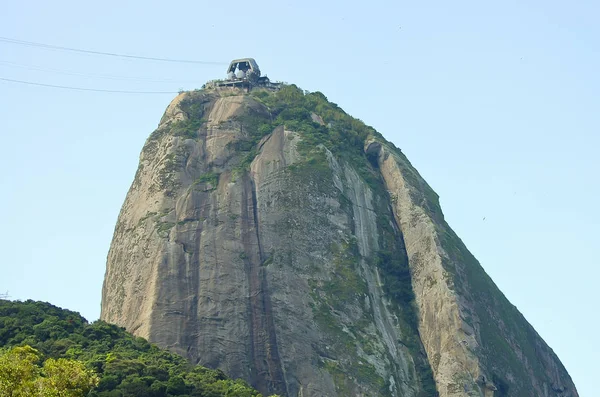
xmin=101 ymin=86 xmax=578 ymax=397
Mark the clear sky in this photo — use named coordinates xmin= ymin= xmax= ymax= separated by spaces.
xmin=1 ymin=0 xmax=597 ymax=394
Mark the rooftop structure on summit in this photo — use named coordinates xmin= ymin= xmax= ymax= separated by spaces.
xmin=227 ymin=58 xmax=261 ymax=81
xmin=214 ymin=58 xmax=280 ymax=90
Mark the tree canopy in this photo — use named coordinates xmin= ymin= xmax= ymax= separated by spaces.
xmin=0 ymin=345 xmax=99 ymax=397
xmin=0 ymin=299 xmax=266 ymax=397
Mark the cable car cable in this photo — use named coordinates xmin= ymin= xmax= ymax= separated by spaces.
xmin=0 ymin=60 xmax=194 ymax=83
xmin=0 ymin=77 xmax=179 ymax=94
xmin=0 ymin=36 xmax=227 ymax=65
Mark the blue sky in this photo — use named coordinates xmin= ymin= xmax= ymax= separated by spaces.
xmin=1 ymin=0 xmax=597 ymax=394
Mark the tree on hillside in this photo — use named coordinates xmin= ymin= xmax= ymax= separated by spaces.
xmin=0 ymin=345 xmax=99 ymax=397
xmin=0 ymin=300 xmax=266 ymax=396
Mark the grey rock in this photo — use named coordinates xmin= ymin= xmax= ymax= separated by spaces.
xmin=101 ymin=88 xmax=578 ymax=397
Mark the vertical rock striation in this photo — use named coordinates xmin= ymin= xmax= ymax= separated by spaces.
xmin=101 ymin=86 xmax=578 ymax=397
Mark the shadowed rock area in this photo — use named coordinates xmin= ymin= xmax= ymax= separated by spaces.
xmin=101 ymin=86 xmax=578 ymax=397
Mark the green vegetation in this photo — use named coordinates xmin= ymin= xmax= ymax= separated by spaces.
xmin=252 ymin=87 xmax=393 ymax=208
xmin=252 ymin=87 xmax=384 ymax=193
xmin=156 ymin=221 xmax=176 ymax=237
xmin=319 ymin=358 xmax=387 ymax=396
xmin=437 ymin=229 xmax=528 ymax=396
xmin=171 ymin=118 xmax=203 ymax=139
xmin=375 ymin=250 xmax=415 ymax=312
xmin=192 ymin=172 xmax=220 ymax=191
xmin=319 ymin=360 xmax=349 ymax=395
xmin=0 ymin=345 xmax=99 ymax=397
xmin=138 ymin=212 xmax=158 ymax=226
xmin=193 ymin=172 xmax=219 ymax=186
xmin=0 ymin=300 xmax=265 ymax=397
xmin=372 ymin=192 xmax=437 ymax=395
xmin=171 ymin=85 xmax=382 ymax=178
xmin=310 ymin=312 xmax=387 ymax=396
xmin=227 ymin=111 xmax=271 ymax=176
xmin=155 ymin=85 xmax=386 ymax=185
xmin=252 ymin=87 xmax=380 ymax=156
xmin=375 ymin=242 xmax=437 ymax=394
xmin=323 ymin=240 xmax=368 ymax=310
xmin=157 ymin=153 xmax=183 ymax=194
xmin=170 ymin=95 xmax=207 ymax=139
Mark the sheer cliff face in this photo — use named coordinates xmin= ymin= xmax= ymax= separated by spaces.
xmin=101 ymin=88 xmax=578 ymax=397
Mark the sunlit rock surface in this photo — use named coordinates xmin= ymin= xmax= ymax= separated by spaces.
xmin=102 ymin=87 xmax=578 ymax=397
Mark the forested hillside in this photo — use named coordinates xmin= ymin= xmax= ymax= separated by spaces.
xmin=0 ymin=299 xmax=266 ymax=397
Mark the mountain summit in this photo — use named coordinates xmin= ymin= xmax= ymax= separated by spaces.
xmin=101 ymin=83 xmax=578 ymax=397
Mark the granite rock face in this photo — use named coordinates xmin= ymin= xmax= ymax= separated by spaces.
xmin=101 ymin=87 xmax=578 ymax=397
xmin=365 ymin=140 xmax=578 ymax=397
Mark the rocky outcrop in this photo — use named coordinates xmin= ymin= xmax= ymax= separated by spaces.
xmin=101 ymin=86 xmax=578 ymax=397
xmin=365 ymin=140 xmax=578 ymax=397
